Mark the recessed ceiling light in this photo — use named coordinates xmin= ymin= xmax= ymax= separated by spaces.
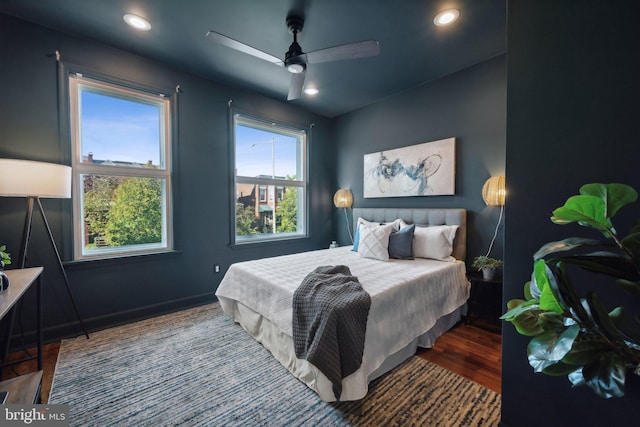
xmin=304 ymin=88 xmax=319 ymax=96
xmin=433 ymin=9 xmax=460 ymax=26
xmin=123 ymin=14 xmax=151 ymax=31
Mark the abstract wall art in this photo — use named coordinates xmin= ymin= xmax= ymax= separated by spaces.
xmin=363 ymin=137 xmax=455 ymax=198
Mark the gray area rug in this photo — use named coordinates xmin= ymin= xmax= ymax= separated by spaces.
xmin=50 ymin=303 xmax=501 ymax=426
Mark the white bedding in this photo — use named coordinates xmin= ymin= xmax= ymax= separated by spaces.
xmin=215 ymin=245 xmax=470 ymax=401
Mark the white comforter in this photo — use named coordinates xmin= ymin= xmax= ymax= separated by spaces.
xmin=215 ymin=246 xmax=470 ymax=399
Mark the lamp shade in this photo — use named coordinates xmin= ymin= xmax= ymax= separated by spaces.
xmin=482 ymin=175 xmax=505 ymax=206
xmin=0 ymin=159 xmax=71 ymax=198
xmin=333 ymin=189 xmax=353 ymax=208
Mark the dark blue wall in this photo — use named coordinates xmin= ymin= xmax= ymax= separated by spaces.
xmin=0 ymin=14 xmax=335 ymax=341
xmin=503 ymin=1 xmax=640 ymax=426
xmin=333 ymin=55 xmax=507 ymax=264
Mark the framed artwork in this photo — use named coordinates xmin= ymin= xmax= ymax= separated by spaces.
xmin=363 ymin=137 xmax=455 ymax=198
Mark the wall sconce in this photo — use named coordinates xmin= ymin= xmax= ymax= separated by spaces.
xmin=482 ymin=175 xmax=506 ymax=206
xmin=482 ymin=175 xmax=505 ymax=258
xmin=333 ymin=189 xmax=353 ymax=244
xmin=333 ymin=189 xmax=353 ymax=208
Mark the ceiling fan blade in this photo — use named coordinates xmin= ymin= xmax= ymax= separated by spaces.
xmin=206 ymin=30 xmax=283 ymax=65
xmin=306 ymin=40 xmax=380 ymax=64
xmin=287 ymin=70 xmax=306 ymax=100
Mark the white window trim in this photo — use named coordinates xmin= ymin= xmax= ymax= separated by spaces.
xmin=233 ymin=114 xmax=308 ymax=244
xmin=69 ymin=74 xmax=173 ymax=260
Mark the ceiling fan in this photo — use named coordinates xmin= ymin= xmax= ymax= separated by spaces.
xmin=206 ymin=15 xmax=380 ymax=100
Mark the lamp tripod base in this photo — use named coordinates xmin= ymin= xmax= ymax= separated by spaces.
xmin=19 ymin=197 xmax=90 ymax=339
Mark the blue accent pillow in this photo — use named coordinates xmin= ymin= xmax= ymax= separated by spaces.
xmin=352 ymin=225 xmax=361 ymax=251
xmin=388 ymin=224 xmax=415 ymax=259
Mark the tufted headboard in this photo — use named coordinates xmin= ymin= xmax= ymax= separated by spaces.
xmin=352 ymin=208 xmax=467 ymax=262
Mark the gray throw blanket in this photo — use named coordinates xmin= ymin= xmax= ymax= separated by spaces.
xmin=292 ymin=265 xmax=371 ymax=400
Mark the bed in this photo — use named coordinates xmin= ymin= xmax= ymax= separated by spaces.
xmin=215 ymin=208 xmax=470 ymax=402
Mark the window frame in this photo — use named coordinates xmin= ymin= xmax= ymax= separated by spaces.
xmin=68 ymin=73 xmax=174 ymax=260
xmin=232 ymin=113 xmax=308 ymax=245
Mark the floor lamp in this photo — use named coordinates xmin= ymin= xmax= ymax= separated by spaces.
xmin=333 ymin=189 xmax=354 ymax=244
xmin=0 ymin=159 xmax=89 ymax=339
xmin=481 ymin=175 xmax=506 ymax=257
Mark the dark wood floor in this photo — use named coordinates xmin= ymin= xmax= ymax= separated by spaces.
xmin=2 ymin=341 xmax=61 ymax=403
xmin=2 ymin=316 xmax=501 ymax=403
xmin=418 ymin=317 xmax=502 ymax=393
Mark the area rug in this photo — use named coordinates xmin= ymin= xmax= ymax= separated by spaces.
xmin=50 ymin=303 xmax=501 ymax=426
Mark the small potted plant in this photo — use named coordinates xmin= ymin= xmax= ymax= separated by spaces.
xmin=0 ymin=245 xmax=10 ymax=292
xmin=0 ymin=245 xmax=11 ymax=268
xmin=472 ymin=255 xmax=503 ymax=280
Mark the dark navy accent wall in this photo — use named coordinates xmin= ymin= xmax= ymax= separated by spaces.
xmin=0 ymin=14 xmax=335 ymax=341
xmin=503 ymin=1 xmax=640 ymax=426
xmin=333 ymin=55 xmax=506 ymax=264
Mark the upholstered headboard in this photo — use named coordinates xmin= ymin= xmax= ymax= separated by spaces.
xmin=352 ymin=208 xmax=467 ymax=262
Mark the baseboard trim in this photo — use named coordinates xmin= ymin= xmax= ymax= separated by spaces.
xmin=11 ymin=292 xmax=218 ymax=349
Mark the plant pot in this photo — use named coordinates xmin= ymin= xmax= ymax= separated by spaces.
xmin=0 ymin=270 xmax=9 ymax=292
xmin=482 ymin=267 xmax=501 ymax=280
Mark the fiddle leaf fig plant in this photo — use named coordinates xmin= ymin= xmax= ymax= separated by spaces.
xmin=501 ymin=183 xmax=640 ymax=398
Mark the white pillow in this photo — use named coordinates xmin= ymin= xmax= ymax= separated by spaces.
xmin=357 ymin=217 xmax=401 ymax=231
xmin=401 ymin=220 xmax=458 ymax=261
xmin=353 ymin=217 xmax=402 ymax=252
xmin=357 ymin=223 xmax=394 ymax=261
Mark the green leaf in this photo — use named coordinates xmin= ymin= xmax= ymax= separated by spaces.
xmin=551 ymin=195 xmax=611 ymax=233
xmin=549 ymin=252 xmax=637 ymax=281
xmin=580 ymin=183 xmax=638 ymax=219
xmin=537 ymin=312 xmax=568 ymax=331
xmin=622 ymin=232 xmax=640 ymax=272
xmin=507 ymin=298 xmax=527 ymax=310
xmin=535 ymin=260 xmax=564 ymax=313
xmin=542 ymin=361 xmax=581 ymax=376
xmin=523 ymin=281 xmax=534 ymax=301
xmin=586 ymin=292 xmax=625 ymax=344
xmin=528 ymin=325 xmax=580 ymax=372
xmin=615 ymin=279 xmax=640 ymax=296
xmin=534 ymin=237 xmax=604 ymax=260
xmin=561 ymin=339 xmax=611 ymax=366
xmin=582 ymin=353 xmax=627 ymax=398
xmin=608 ymin=306 xmax=640 ymax=346
xmin=501 ymin=299 xmax=538 ymax=320
xmin=511 ymin=308 xmax=546 ymax=336
xmin=549 ymin=263 xmax=592 ymax=327
xmin=501 ymin=300 xmax=545 ymax=335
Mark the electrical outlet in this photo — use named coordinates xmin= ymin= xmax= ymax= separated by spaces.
xmin=214 ymin=265 xmax=220 ymax=273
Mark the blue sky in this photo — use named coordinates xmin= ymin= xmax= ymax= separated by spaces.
xmin=235 ymin=124 xmax=300 ymax=178
xmin=81 ymin=89 xmax=300 ymax=176
xmin=81 ymin=90 xmax=162 ymax=166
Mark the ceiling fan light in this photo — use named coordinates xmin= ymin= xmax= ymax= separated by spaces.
xmin=304 ymin=88 xmax=319 ymax=95
xmin=123 ymin=14 xmax=151 ymax=31
xmin=433 ymin=9 xmax=460 ymax=26
xmin=286 ymin=63 xmax=305 ymax=74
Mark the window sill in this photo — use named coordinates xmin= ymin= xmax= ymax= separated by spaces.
xmin=63 ymin=250 xmax=182 ymax=270
xmin=230 ymin=235 xmax=310 ymax=250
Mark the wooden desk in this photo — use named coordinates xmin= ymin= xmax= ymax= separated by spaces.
xmin=0 ymin=267 xmax=44 ymax=404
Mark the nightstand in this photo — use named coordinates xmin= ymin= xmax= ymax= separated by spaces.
xmin=466 ymin=271 xmax=502 ymax=326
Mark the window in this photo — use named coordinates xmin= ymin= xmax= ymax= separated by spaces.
xmin=234 ymin=114 xmax=307 ymax=243
xmin=69 ymin=74 xmax=173 ymax=259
